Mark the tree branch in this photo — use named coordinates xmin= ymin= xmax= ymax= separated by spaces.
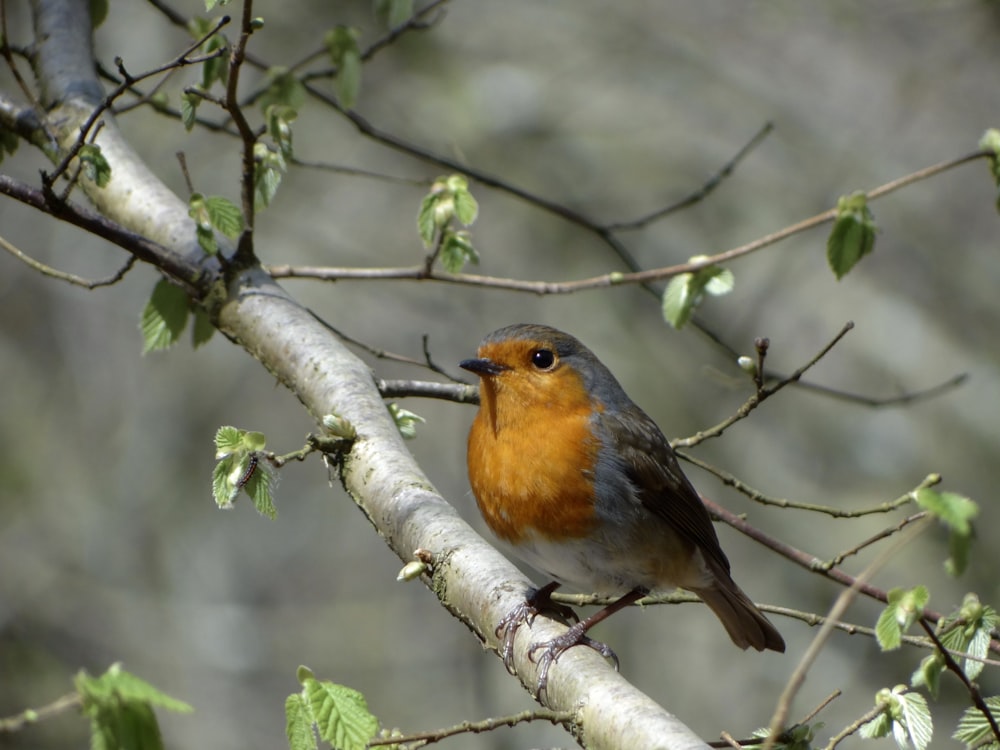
xmin=18 ymin=1 xmax=713 ymax=746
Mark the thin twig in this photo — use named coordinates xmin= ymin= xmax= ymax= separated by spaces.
xmin=821 ymin=512 xmax=929 ymax=569
xmin=365 ymin=708 xmax=573 ymax=747
xmin=44 ymin=16 xmax=231 ymax=187
xmin=672 ymin=322 xmax=855 ymax=449
xmin=0 ymin=232 xmax=136 ymax=288
xmin=291 ymin=157 xmax=430 ymax=185
xmin=0 ymin=0 xmax=44 ymax=114
xmin=822 ymin=704 xmax=887 ymax=750
xmin=678 ymin=452 xmax=925 ymax=518
xmin=224 ymin=0 xmax=259 ymax=238
xmin=793 ymin=371 xmax=968 ymax=407
xmin=0 ymin=691 xmax=82 ymax=732
xmin=376 ymin=379 xmax=479 ymax=403
xmin=608 ymin=121 xmax=774 ymax=231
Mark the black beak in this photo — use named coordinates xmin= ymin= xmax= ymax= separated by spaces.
xmin=459 ymin=357 xmax=509 ymax=377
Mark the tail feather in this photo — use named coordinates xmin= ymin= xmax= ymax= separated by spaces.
xmin=691 ymin=577 xmax=785 ymax=653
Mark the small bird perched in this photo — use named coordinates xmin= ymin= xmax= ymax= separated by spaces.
xmin=460 ymin=324 xmax=783 ymax=691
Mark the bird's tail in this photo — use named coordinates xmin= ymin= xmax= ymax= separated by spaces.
xmin=691 ymin=574 xmax=785 ymax=653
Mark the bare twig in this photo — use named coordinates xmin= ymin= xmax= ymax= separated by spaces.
xmin=44 ymin=15 xmax=231 ymax=188
xmin=365 ymin=707 xmax=573 ymax=747
xmin=678 ymin=452 xmax=925 ymax=518
xmin=792 ymin=371 xmax=968 ymax=407
xmin=609 ymin=121 xmax=774 ymax=231
xmin=224 ymin=0 xmax=260 ymax=239
xmin=0 ymin=0 xmax=44 ymax=113
xmin=0 ymin=691 xmax=82 ymax=733
xmin=672 ymin=322 xmax=855 ymax=449
xmin=0 ymin=232 xmax=136 ymax=288
xmin=377 ymin=378 xmax=479 ymax=403
xmin=820 ymin=512 xmax=929 ymax=569
xmin=822 ymin=704 xmax=887 ymax=750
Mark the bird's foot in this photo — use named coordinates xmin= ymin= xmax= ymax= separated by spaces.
xmin=495 ymin=582 xmax=575 ymax=675
xmin=528 ymin=622 xmax=620 ymax=700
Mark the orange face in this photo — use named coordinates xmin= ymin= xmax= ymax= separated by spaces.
xmin=462 ymin=335 xmax=601 ymax=545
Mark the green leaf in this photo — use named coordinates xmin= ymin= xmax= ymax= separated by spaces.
xmin=212 ymin=458 xmax=236 ymax=508
xmin=79 ymin=143 xmax=111 ymax=188
xmin=876 ymin=587 xmax=927 ymax=651
xmin=205 ymin=0 xmax=232 ymax=9
xmin=253 ymin=143 xmax=286 ymax=210
xmin=387 ymin=403 xmax=425 ymax=440
xmin=321 ymin=413 xmax=357 ymax=440
xmin=910 ymin=653 xmax=943 ymax=698
xmin=75 ymin=664 xmax=192 ymax=750
xmin=245 ymin=462 xmax=276 ymax=519
xmin=200 ymin=35 xmax=228 ymax=90
xmin=141 ymin=279 xmax=190 ymax=353
xmin=938 ymin=594 xmax=997 ymax=681
xmin=301 ymin=678 xmax=379 ymax=750
xmin=191 ymin=307 xmax=215 ymax=348
xmin=860 ymin=710 xmax=891 ymax=739
xmin=662 ymin=273 xmax=696 ymax=329
xmin=450 ymin=176 xmax=478 ymax=225
xmin=325 ymin=27 xmax=363 ymax=109
xmin=916 ymin=488 xmax=978 ymax=534
xmin=205 ymin=196 xmax=245 ymax=238
xmin=827 ymin=191 xmax=876 ymax=279
xmin=337 ymin=49 xmax=362 ymax=109
xmin=953 ymin=696 xmax=1000 ymax=749
xmin=259 ymin=67 xmax=307 ymax=113
xmin=896 ymin=690 xmax=933 ymax=750
xmin=979 ymin=128 xmax=1000 ymax=155
xmin=417 ymin=193 xmax=438 ymax=247
xmin=661 ymin=260 xmax=735 ymax=330
xmin=916 ymin=488 xmax=978 ymax=574
xmin=240 ymin=431 xmax=265 ymax=452
xmin=266 ymin=105 xmax=298 ymax=160
xmin=876 ymin=595 xmax=904 ymax=651
xmin=964 ymin=604 xmax=997 ymax=681
xmin=180 ymin=91 xmax=200 ymax=131
xmin=439 ymin=230 xmax=479 ymax=274
xmin=285 ymin=694 xmax=318 ymax=750
xmin=980 ymin=128 xmax=1000 ymax=211
xmin=375 ymin=0 xmax=413 ymax=28
xmin=77 ymin=664 xmax=192 ymax=713
xmin=214 ymin=426 xmax=244 ymax=459
xmin=862 ymin=687 xmax=933 ymax=750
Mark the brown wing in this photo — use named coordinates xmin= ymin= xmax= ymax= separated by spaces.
xmin=596 ymin=403 xmax=732 ymax=576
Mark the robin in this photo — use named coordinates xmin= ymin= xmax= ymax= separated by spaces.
xmin=460 ymin=323 xmax=784 ymax=690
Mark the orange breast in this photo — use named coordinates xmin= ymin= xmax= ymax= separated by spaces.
xmin=467 ymin=371 xmax=601 ymax=545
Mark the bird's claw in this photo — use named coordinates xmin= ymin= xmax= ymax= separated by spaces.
xmin=495 ymin=599 xmax=539 ymax=674
xmin=527 ymin=624 xmax=620 ymax=700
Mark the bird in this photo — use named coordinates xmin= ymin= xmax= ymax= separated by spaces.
xmin=460 ymin=323 xmax=784 ymax=691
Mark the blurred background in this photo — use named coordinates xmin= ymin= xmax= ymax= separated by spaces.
xmin=1 ymin=1 xmax=999 ymax=747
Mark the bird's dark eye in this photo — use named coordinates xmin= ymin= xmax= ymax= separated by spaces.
xmin=531 ymin=348 xmax=556 ymax=370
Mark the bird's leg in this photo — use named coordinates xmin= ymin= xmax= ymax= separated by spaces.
xmin=495 ymin=581 xmax=565 ymax=674
xmin=529 ymin=587 xmax=647 ymax=698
